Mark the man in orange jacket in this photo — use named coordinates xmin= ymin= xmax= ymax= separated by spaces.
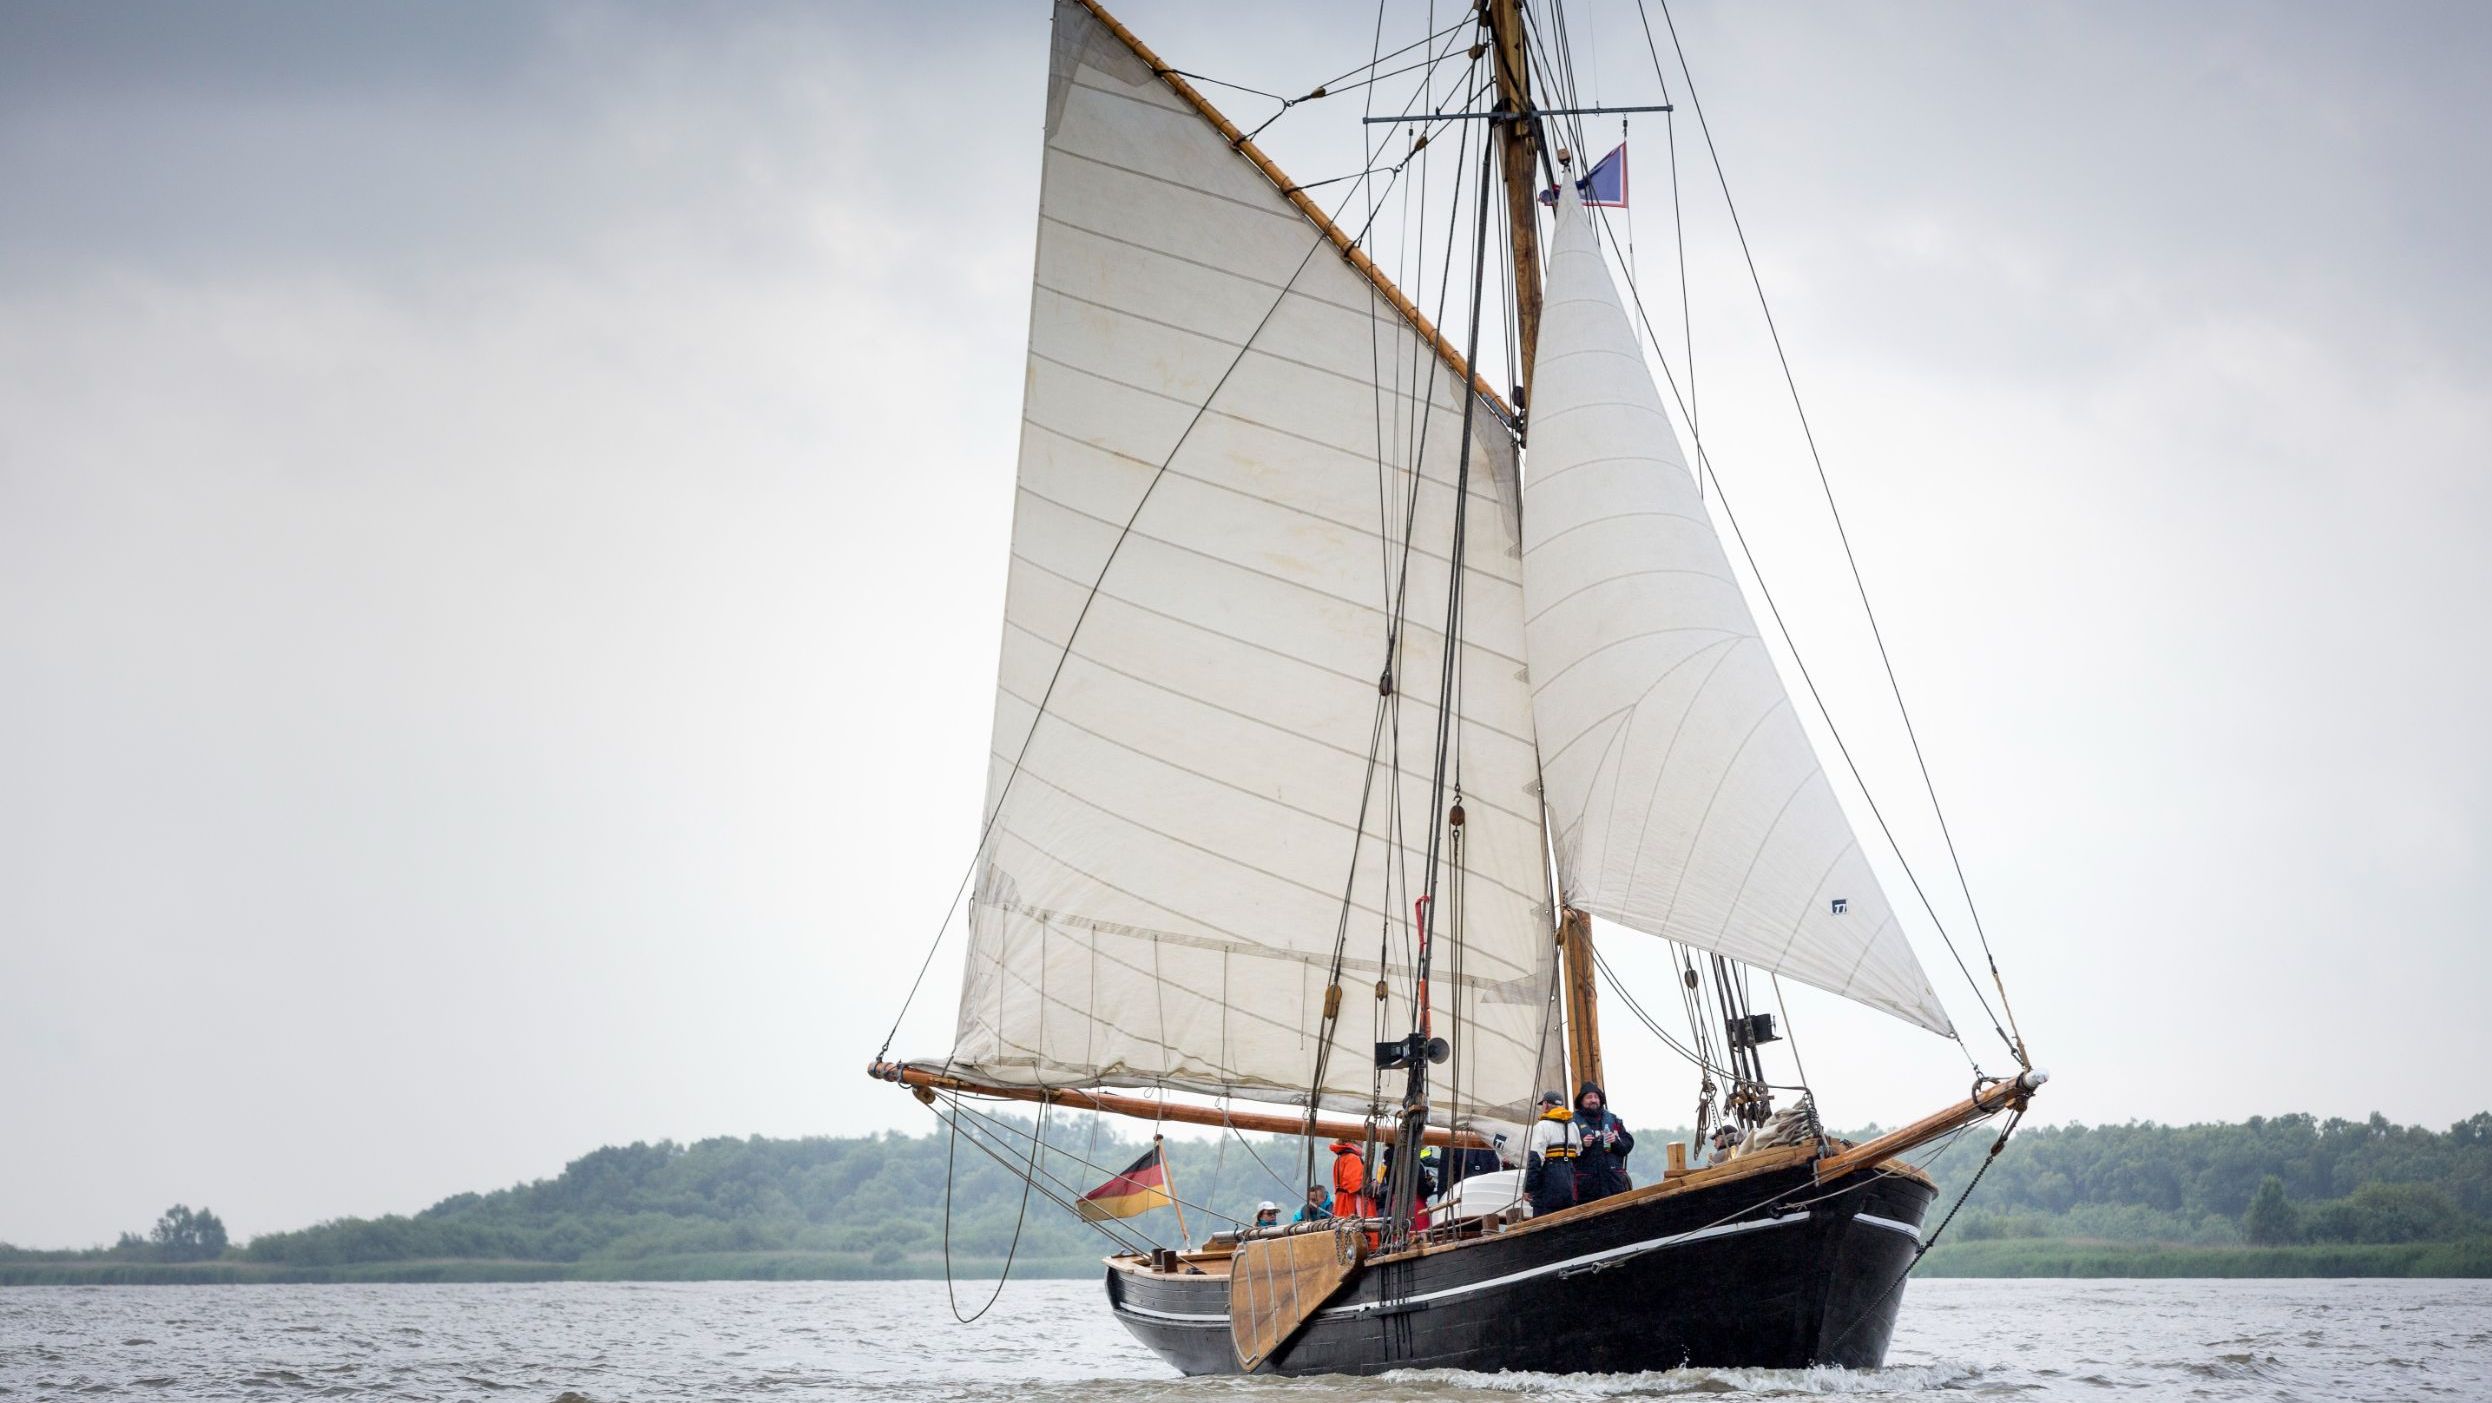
xmin=1328 ymin=1140 xmax=1376 ymax=1219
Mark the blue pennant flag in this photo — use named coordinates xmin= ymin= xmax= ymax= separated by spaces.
xmin=1539 ymin=142 xmax=1628 ymax=208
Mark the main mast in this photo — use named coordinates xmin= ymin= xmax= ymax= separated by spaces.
xmin=1484 ymin=0 xmax=1606 ymax=1099
xmin=1484 ymin=0 xmax=1547 ymax=407
xmin=1382 ymin=1 xmax=1603 ymax=1248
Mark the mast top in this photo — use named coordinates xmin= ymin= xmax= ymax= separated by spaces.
xmin=1483 ymin=0 xmax=1546 ymax=407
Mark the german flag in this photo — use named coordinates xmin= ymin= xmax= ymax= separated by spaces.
xmin=1077 ymin=1143 xmax=1172 ymax=1221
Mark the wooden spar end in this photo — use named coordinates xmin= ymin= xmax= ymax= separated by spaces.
xmin=868 ymin=1060 xmax=1491 ymax=1150
xmin=1070 ymin=0 xmax=1515 ymax=421
xmin=1813 ymin=1068 xmax=2049 ymax=1183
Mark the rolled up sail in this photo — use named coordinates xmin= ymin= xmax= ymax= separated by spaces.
xmin=1520 ymin=184 xmax=1952 ymax=1036
xmin=942 ymin=0 xmax=1561 ymax=1132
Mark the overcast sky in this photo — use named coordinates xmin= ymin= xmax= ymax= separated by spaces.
xmin=4 ymin=0 xmax=2487 ymax=1248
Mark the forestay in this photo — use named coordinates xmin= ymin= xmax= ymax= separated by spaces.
xmin=943 ymin=0 xmax=1561 ymax=1130
xmin=1519 ymin=185 xmax=1952 ymax=1036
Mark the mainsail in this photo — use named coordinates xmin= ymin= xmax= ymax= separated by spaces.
xmin=1520 ymin=185 xmax=1952 ymax=1035
xmin=943 ymin=1 xmax=1561 ymax=1130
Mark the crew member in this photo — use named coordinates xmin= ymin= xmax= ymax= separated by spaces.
xmin=1524 ymin=1090 xmax=1581 ymax=1215
xmin=1573 ymin=1081 xmax=1635 ymax=1203
xmin=1378 ymin=1141 xmax=1440 ymax=1208
xmin=1329 ymin=1140 xmax=1375 ymax=1219
xmin=1709 ymin=1121 xmax=1747 ymax=1163
xmin=1443 ymin=1136 xmax=1505 ymax=1187
xmin=1294 ymin=1184 xmax=1332 ymax=1222
xmin=1252 ymin=1201 xmax=1281 ymax=1229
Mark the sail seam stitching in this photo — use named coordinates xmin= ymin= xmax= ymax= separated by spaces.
xmin=986 ymin=757 xmax=1555 ymax=941
xmin=1010 ymin=479 xmax=1531 ymax=674
xmin=1037 ymin=283 xmax=1461 ymax=415
xmin=970 ymin=918 xmax=1545 ymax=1074
xmin=979 ymin=898 xmax=1541 ymax=994
xmin=1048 ymin=133 xmax=1306 ymax=225
xmin=1523 ymin=567 xmax=1740 ymax=626
xmin=989 ymin=676 xmax=1549 ymax=869
xmin=993 ymin=625 xmax=1543 ymax=833
xmin=1036 ymin=212 xmax=1372 ymax=319
xmin=1026 ymin=351 xmax=1506 ymax=507
xmin=1582 ymin=639 xmax=1744 ymax=914
xmin=1523 ymin=508 xmax=1712 ymax=555
xmin=1002 ymin=550 xmax=1535 ymax=749
xmin=1022 ymin=408 xmax=1508 ymax=546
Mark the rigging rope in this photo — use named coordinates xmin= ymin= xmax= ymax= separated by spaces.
xmin=1166 ymin=11 xmax=1476 ymax=144
xmin=1220 ymin=1106 xmax=1307 ymax=1200
xmin=1623 ymin=4 xmax=1701 ymax=490
xmin=1771 ymin=973 xmax=1819 ymax=1120
xmin=941 ymin=1094 xmax=1245 ymax=1237
xmin=933 ymin=1096 xmax=1047 ymax=1323
xmin=1641 ymin=0 xmax=2026 ymax=1065
xmin=1825 ymin=1107 xmax=2026 ymax=1352
xmin=1413 ymin=105 xmax=1497 ymax=998
xmin=1414 ymin=132 xmax=1497 ymax=1022
xmin=1304 ymin=53 xmax=1492 ymax=1184
xmin=1590 ymin=941 xmax=1793 ymax=1089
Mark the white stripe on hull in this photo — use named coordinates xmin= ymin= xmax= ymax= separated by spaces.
xmin=1113 ymin=1301 xmax=1227 ymax=1325
xmin=1113 ymin=1209 xmax=1819 ymax=1328
xmin=1314 ymin=1211 xmax=1811 ymax=1317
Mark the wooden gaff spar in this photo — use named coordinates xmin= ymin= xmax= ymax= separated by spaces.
xmin=866 ymin=1060 xmax=1489 ymax=1150
xmin=868 ymin=0 xmax=2045 ymax=1376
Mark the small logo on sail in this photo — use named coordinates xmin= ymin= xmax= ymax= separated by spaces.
xmin=1829 ymin=897 xmax=1849 ymax=914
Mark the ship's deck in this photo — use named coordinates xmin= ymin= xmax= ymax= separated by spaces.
xmin=1111 ymin=1138 xmax=1934 ymax=1280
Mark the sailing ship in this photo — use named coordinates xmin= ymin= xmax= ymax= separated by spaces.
xmin=869 ymin=0 xmax=2045 ymax=1376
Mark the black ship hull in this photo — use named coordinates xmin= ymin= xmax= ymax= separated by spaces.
xmin=1106 ymin=1158 xmax=1935 ymax=1376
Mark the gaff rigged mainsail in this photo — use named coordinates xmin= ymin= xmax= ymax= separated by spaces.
xmin=942 ymin=1 xmax=1562 ymax=1133
xmin=1520 ymin=184 xmax=1951 ymax=1035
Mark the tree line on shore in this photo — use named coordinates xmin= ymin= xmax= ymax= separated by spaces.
xmin=0 ymin=1205 xmax=232 ymax=1265
xmin=1941 ymin=1112 xmax=2490 ymax=1248
xmin=6 ymin=1110 xmax=2485 ymax=1272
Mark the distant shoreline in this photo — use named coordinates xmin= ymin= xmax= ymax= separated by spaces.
xmin=17 ymin=1113 xmax=2485 ymax=1286
xmin=5 ymin=1239 xmax=2488 ymax=1285
xmin=1915 ymin=1238 xmax=2492 ymax=1278
xmin=0 ymin=1253 xmax=1106 ymax=1286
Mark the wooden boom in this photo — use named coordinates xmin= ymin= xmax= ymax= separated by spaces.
xmin=1813 ymin=1067 xmax=2049 ymax=1183
xmin=869 ymin=1061 xmax=1492 ymax=1150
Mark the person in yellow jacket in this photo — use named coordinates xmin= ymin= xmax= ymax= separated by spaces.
xmin=1524 ymin=1090 xmax=1582 ymax=1215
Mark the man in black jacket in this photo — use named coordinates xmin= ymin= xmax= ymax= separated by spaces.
xmin=1573 ymin=1081 xmax=1635 ymax=1203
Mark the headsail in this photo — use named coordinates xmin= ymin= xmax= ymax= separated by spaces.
xmin=1519 ymin=184 xmax=1952 ymax=1036
xmin=942 ymin=1 xmax=1561 ymax=1131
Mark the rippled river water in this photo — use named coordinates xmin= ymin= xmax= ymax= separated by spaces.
xmin=3 ymin=1277 xmax=2486 ymax=1401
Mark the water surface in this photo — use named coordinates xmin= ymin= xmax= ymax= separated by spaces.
xmin=2 ymin=1277 xmax=2486 ymax=1400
